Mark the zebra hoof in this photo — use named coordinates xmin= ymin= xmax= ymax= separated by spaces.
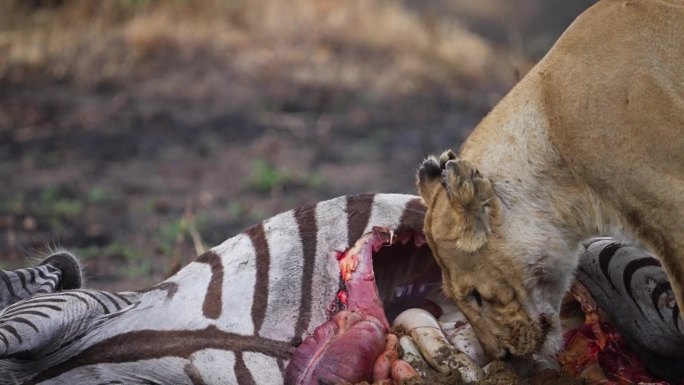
xmin=39 ymin=251 xmax=83 ymax=290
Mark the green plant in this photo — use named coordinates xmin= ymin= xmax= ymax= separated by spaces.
xmin=304 ymin=172 xmax=326 ymax=189
xmin=157 ymin=219 xmax=180 ymax=255
xmin=123 ymin=0 xmax=154 ymax=9
xmin=106 ymin=243 xmax=141 ymax=262
xmin=247 ymin=208 xmax=270 ymax=222
xmin=36 ymin=186 xmax=83 ymax=219
xmin=111 ymin=244 xmax=149 ymax=278
xmin=72 ymin=245 xmax=100 ymax=260
xmin=143 ymin=198 xmax=157 ymax=214
xmin=87 ymin=187 xmax=112 ymax=204
xmin=227 ymin=201 xmax=247 ymax=219
xmin=39 ymin=186 xmax=62 ymax=204
xmin=0 ymin=194 xmax=24 ymax=214
xmin=47 ymin=200 xmax=83 ymax=218
xmin=154 ymin=209 xmax=208 ymax=258
xmin=248 ymin=159 xmax=292 ymax=193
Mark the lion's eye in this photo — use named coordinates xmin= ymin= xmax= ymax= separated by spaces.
xmin=468 ymin=289 xmax=483 ymax=307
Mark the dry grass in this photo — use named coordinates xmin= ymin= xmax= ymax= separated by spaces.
xmin=0 ymin=0 xmax=508 ymax=99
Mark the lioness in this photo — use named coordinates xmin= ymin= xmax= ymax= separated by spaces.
xmin=417 ymin=0 xmax=684 ymax=359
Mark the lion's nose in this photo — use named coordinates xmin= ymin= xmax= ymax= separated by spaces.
xmin=492 ymin=346 xmax=513 ymax=360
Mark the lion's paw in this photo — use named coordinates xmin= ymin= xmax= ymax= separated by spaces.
xmin=416 ymin=149 xmax=497 ymax=253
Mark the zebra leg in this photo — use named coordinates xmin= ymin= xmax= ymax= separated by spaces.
xmin=0 ymin=251 xmax=83 ymax=311
xmin=578 ymin=238 xmax=684 ymax=382
xmin=39 ymin=252 xmax=83 ymax=291
xmin=0 ymin=288 xmax=136 ymax=362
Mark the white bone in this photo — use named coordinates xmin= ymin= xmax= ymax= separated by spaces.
xmin=439 ymin=310 xmax=489 ymax=366
xmin=393 ymin=308 xmax=483 ymax=382
xmin=398 ymin=336 xmax=429 ymax=378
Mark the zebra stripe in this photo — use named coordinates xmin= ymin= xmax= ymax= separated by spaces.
xmin=597 ymin=242 xmax=622 ymax=291
xmin=28 ymin=327 xmax=293 ymax=384
xmin=234 ymin=351 xmax=256 ymax=385
xmin=246 ymin=223 xmax=270 ymax=337
xmin=196 ymin=251 xmax=224 ymax=320
xmin=136 ymin=282 xmax=178 ymax=299
xmin=346 ymin=194 xmax=374 ymax=248
xmin=260 ymin=210 xmax=306 ymax=342
xmin=622 ymin=257 xmax=662 ymax=316
xmin=184 ymin=362 xmax=206 ymax=385
xmin=293 ymin=203 xmax=317 ymax=342
xmin=0 ymin=324 xmax=21 ymax=344
xmin=79 ymin=291 xmax=113 ymax=314
xmin=398 ymin=198 xmax=426 ymax=232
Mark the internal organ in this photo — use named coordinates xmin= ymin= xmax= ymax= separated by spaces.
xmin=285 ymin=311 xmax=386 ymax=384
xmin=285 ymin=228 xmax=450 ymax=385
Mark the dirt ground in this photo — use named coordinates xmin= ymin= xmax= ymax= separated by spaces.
xmin=0 ymin=0 xmax=596 ymax=291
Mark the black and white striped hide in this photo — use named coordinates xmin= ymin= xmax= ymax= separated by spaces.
xmin=0 ymin=252 xmax=82 ymax=311
xmin=578 ymin=238 xmax=684 ymax=382
xmin=0 ymin=193 xmax=426 ymax=385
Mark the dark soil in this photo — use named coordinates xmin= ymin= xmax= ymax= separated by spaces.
xmin=396 ymin=361 xmax=585 ymax=385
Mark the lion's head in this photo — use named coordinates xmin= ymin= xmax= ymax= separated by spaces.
xmin=417 ymin=150 xmax=578 ymax=359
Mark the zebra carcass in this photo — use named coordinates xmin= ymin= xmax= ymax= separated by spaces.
xmin=0 ymin=193 xmax=682 ymax=384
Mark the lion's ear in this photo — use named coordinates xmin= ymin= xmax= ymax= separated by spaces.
xmin=417 ymin=150 xmax=497 ymax=253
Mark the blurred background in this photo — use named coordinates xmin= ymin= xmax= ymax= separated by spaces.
xmin=0 ymin=0 xmax=596 ymax=291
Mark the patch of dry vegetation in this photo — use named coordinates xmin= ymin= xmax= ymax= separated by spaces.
xmin=0 ymin=0 xmax=507 ymax=99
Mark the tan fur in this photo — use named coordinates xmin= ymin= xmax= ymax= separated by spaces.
xmin=417 ymin=0 xmax=684 ymax=358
